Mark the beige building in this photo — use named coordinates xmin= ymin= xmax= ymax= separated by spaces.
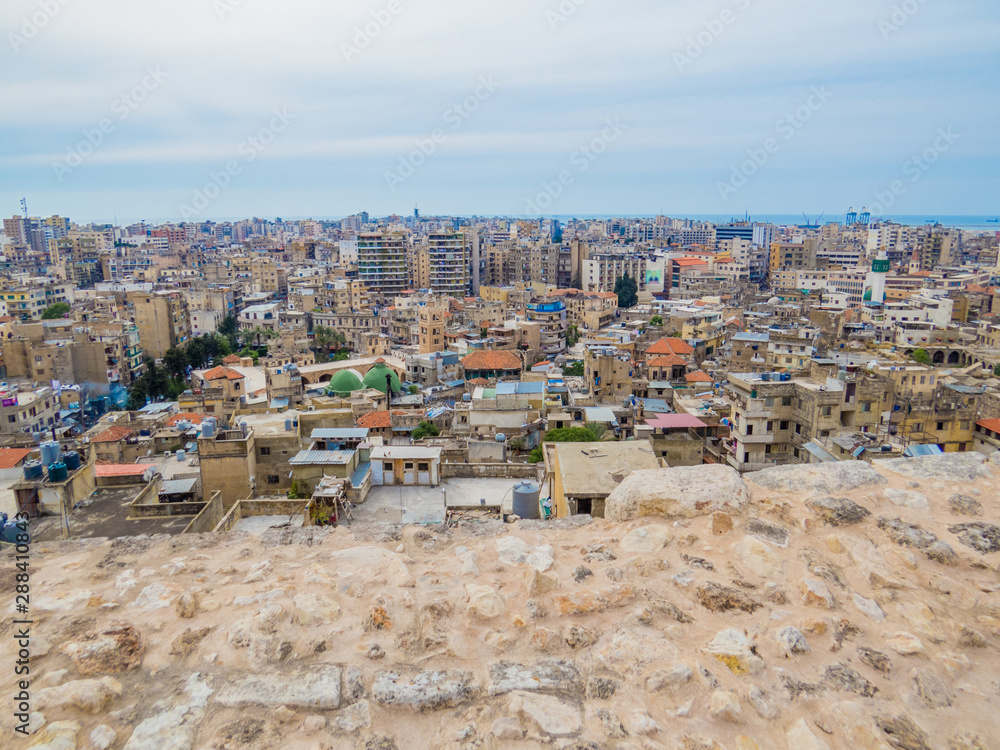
xmin=197 ymin=425 xmax=257 ymax=508
xmin=129 ymin=291 xmax=191 ymax=360
xmin=418 ymin=306 xmax=446 ymax=354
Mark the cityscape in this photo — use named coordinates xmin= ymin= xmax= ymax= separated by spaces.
xmin=2 ymin=1 xmax=1000 ymax=748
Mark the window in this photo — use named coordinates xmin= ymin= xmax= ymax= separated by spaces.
xmin=7 ymin=416 xmax=14 ymax=424
xmin=765 ymin=444 xmax=772 ymax=454
xmin=259 ymin=447 xmax=270 ymax=456
xmin=267 ymin=475 xmax=279 ymax=484
xmin=764 ymin=397 xmax=774 ymax=407
xmin=404 ymin=462 xmax=414 ymax=470
xmin=766 ymin=421 xmax=773 ymax=432
xmin=960 ymin=420 xmax=970 ymax=430
xmin=383 ymin=462 xmax=393 ymax=472
xmin=821 ymin=406 xmax=832 ymax=417
xmin=860 ymin=402 xmax=871 ymax=413
xmin=795 ymin=423 xmax=802 ymax=434
xmin=929 ymin=376 xmax=936 ymax=385
xmin=920 ymin=376 xmax=926 ymax=384
xmin=782 ymin=396 xmax=792 ymax=406
xmin=745 ymin=424 xmax=753 ymax=436
xmin=417 ymin=462 xmax=429 ymax=471
xmin=936 ymin=422 xmax=945 ymax=431
xmin=780 ymin=420 xmax=789 ymax=430
xmin=914 ymin=423 xmax=923 ymax=432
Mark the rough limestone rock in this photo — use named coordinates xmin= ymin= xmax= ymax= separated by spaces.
xmin=124 ymin=673 xmax=212 ymax=750
xmin=705 ymin=629 xmax=764 ymax=674
xmin=709 ymin=690 xmax=744 ymax=723
xmin=885 ymin=488 xmax=930 ymax=510
xmin=62 ymin=625 xmax=144 ymax=675
xmin=215 ymin=665 xmax=342 ymax=709
xmin=605 ymin=464 xmax=749 ymax=521
xmin=912 ymin=668 xmax=953 ymax=708
xmin=292 ymin=592 xmax=342 ymax=626
xmin=646 ymin=664 xmax=693 ymax=691
xmin=35 ymin=677 xmax=122 ymax=714
xmin=488 ymin=660 xmax=582 ymax=695
xmin=494 ymin=536 xmax=554 ymax=571
xmin=749 ymin=461 xmax=886 ymax=494
xmin=466 ymin=584 xmax=505 ymax=620
xmin=371 ymin=670 xmax=478 ymax=710
xmin=786 ymin=718 xmax=831 ymax=750
xmin=947 ymin=522 xmax=1000 ymax=554
xmin=807 ymin=496 xmax=872 ymax=526
xmin=776 ymin=626 xmax=810 ymax=655
xmin=508 ymin=691 xmax=582 ymax=738
xmin=619 ymin=525 xmax=671 ymax=553
xmin=876 ymin=452 xmax=992 ymax=481
xmin=947 ymin=494 xmax=982 ymax=516
xmin=90 ymin=724 xmax=117 ymax=750
xmin=24 ymin=720 xmax=80 ymax=750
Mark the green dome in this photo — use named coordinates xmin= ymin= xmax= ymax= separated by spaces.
xmin=326 ymin=369 xmax=363 ymax=396
xmin=362 ymin=362 xmax=401 ymax=395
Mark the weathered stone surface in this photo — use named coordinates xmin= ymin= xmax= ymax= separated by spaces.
xmin=216 ymin=665 xmax=342 ymax=709
xmin=554 ymin=584 xmax=635 ymax=615
xmin=948 ymin=522 xmax=1000 ymax=554
xmin=508 ymin=691 xmax=582 ymax=738
xmin=332 ymin=700 xmax=371 ymax=733
xmin=874 ymin=713 xmax=932 ymax=750
xmin=947 ymin=494 xmax=982 ymax=516
xmin=877 ymin=517 xmax=937 ymax=549
xmin=619 ymin=525 xmax=671 ymax=553
xmin=751 ymin=461 xmax=886 ymax=493
xmin=712 ymin=511 xmax=734 ymax=534
xmin=489 ymin=717 xmax=523 ymax=740
xmin=747 ymin=685 xmax=779 ymax=719
xmin=853 ymin=594 xmax=885 ymax=622
xmin=371 ymin=670 xmax=477 ymax=710
xmin=466 ymin=584 xmax=505 ymax=619
xmin=176 ymin=591 xmax=198 ymax=619
xmin=776 ymin=626 xmax=810 ymax=655
xmin=585 ymin=675 xmax=619 ymax=699
xmin=696 ymin=582 xmax=762 ymax=613
xmin=495 ymin=536 xmax=554 ymax=571
xmin=821 ymin=663 xmax=878 ymax=697
xmin=709 ymin=690 xmax=744 ymax=723
xmin=786 ymin=718 xmax=831 ymax=750
xmin=924 ymin=541 xmax=958 ymax=565
xmin=705 ymin=628 xmax=764 ymax=674
xmin=883 ymin=632 xmax=925 ymax=656
xmin=123 ymin=673 xmax=211 ymax=750
xmin=912 ymin=669 xmax=953 ymax=708
xmin=801 ymin=579 xmax=834 ymax=608
xmin=745 ymin=518 xmax=789 ymax=546
xmin=807 ymin=496 xmax=872 ymax=526
xmin=90 ymin=724 xmax=117 ymax=750
xmin=605 ymin=464 xmax=749 ymax=521
xmin=25 ymin=721 xmax=79 ymax=750
xmin=734 ymin=537 xmax=784 ymax=578
xmin=857 ymin=646 xmax=892 ymax=675
xmin=489 ymin=660 xmax=581 ymax=695
xmin=292 ymin=593 xmax=341 ymax=626
xmin=63 ymin=625 xmax=144 ymax=675
xmin=36 ymin=678 xmax=122 ymax=714
xmin=646 ymin=664 xmax=693 ymax=691
xmin=884 ymin=488 xmax=930 ymax=510
xmin=876 ymin=453 xmax=991 ymax=482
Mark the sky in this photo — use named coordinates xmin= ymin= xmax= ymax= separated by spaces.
xmin=1 ymin=0 xmax=998 ymax=224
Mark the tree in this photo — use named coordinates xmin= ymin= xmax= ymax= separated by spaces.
xmin=563 ymin=361 xmax=584 ymax=377
xmin=313 ymin=325 xmax=338 ymax=359
xmin=584 ymin=423 xmax=607 ymax=440
xmin=566 ymin=324 xmax=581 ymax=347
xmin=164 ymin=348 xmax=188 ymax=378
xmin=249 ymin=326 xmax=278 ymax=349
xmin=911 ymin=349 xmax=932 ymax=365
xmin=528 ymin=447 xmax=544 ymax=463
xmin=994 ymin=363 xmax=1000 ymax=376
xmin=650 ymin=315 xmax=663 ymax=327
xmin=408 ymin=385 xmax=420 ymax=394
xmin=614 ymin=273 xmax=638 ymax=309
xmin=40 ymin=302 xmax=70 ymax=319
xmin=543 ymin=426 xmax=598 ymax=443
xmin=411 ymin=420 xmax=440 ymax=441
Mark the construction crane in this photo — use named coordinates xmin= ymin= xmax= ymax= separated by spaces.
xmin=799 ymin=212 xmax=824 ymax=229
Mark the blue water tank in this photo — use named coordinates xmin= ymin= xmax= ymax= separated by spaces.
xmin=512 ymin=481 xmax=541 ymax=519
xmin=41 ymin=441 xmax=60 ymax=466
xmin=23 ymin=460 xmax=43 ymax=480
xmin=495 ymin=433 xmax=506 ymax=442
xmin=62 ymin=451 xmax=81 ymax=471
xmin=47 ymin=462 xmax=68 ymax=483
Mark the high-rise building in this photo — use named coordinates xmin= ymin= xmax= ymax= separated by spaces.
xmin=418 ymin=305 xmax=446 ymax=354
xmin=358 ymin=232 xmax=408 ymax=299
xmin=426 ymin=230 xmax=470 ymax=296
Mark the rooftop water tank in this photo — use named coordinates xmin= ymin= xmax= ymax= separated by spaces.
xmin=201 ymin=421 xmax=215 ymax=438
xmin=40 ymin=441 xmax=60 ymax=466
xmin=512 ymin=481 xmax=541 ymax=520
xmin=177 ymin=450 xmax=186 ymax=462
xmin=62 ymin=451 xmax=81 ymax=471
xmin=47 ymin=462 xmax=68 ymax=483
xmin=285 ymin=419 xmax=293 ymax=431
xmin=23 ymin=460 xmax=43 ymax=481
xmin=495 ymin=433 xmax=506 ymax=442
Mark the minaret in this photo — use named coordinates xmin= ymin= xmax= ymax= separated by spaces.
xmin=865 ymin=248 xmax=889 ymax=304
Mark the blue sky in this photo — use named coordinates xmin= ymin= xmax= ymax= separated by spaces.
xmin=1 ymin=0 xmax=998 ymax=224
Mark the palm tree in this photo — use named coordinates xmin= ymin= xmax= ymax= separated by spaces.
xmin=313 ymin=325 xmax=337 ymax=359
xmin=248 ymin=326 xmax=278 ymax=348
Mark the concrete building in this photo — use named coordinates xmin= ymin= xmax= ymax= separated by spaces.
xmin=358 ymin=231 xmax=408 ymax=299
xmin=418 ymin=305 xmax=446 ymax=354
xmin=129 ymin=291 xmax=191 ymax=360
xmin=197 ymin=424 xmax=257 ymax=508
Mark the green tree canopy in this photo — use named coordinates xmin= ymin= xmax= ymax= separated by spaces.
xmin=40 ymin=302 xmax=70 ymax=319
xmin=562 ymin=361 xmax=584 ymax=377
xmin=163 ymin=348 xmax=188 ymax=378
xmin=911 ymin=348 xmax=931 ymax=365
xmin=411 ymin=420 xmax=440 ymax=441
xmin=650 ymin=315 xmax=663 ymax=327
xmin=614 ymin=273 xmax=638 ymax=309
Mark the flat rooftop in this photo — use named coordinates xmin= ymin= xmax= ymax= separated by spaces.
xmin=549 ymin=441 xmax=660 ymax=498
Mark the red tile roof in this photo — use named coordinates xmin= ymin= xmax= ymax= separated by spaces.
xmin=977 ymin=418 xmax=1000 ymax=433
xmin=92 ymin=425 xmax=134 ymax=443
xmin=0 ymin=447 xmax=32 ymax=469
xmin=646 ymin=337 xmax=694 ymax=356
xmin=95 ymin=463 xmax=154 ymax=477
xmin=685 ymin=371 xmax=714 ymax=383
xmin=357 ymin=410 xmax=392 ymax=429
xmin=201 ymin=365 xmax=244 ymax=380
xmin=222 ymin=354 xmax=242 ymax=364
xmin=462 ymin=349 xmax=523 ymax=371
xmin=166 ymin=413 xmax=206 ymax=426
